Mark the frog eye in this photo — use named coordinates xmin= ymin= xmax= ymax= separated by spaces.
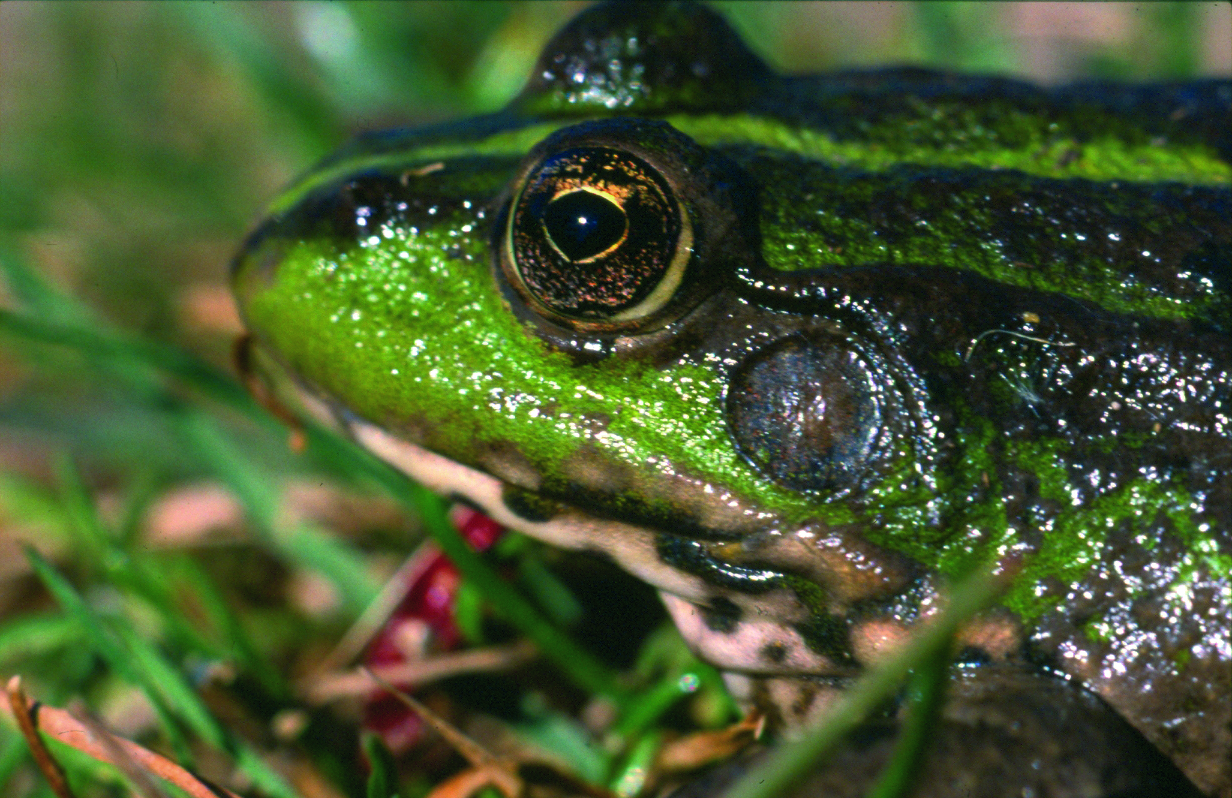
xmin=503 ymin=145 xmax=694 ymax=327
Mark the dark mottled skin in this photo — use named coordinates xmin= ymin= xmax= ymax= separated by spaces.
xmin=741 ymin=155 xmax=1232 ymax=328
xmin=700 ymin=264 xmax=1231 ymax=793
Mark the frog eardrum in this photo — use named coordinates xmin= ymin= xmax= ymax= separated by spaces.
xmin=726 ymin=334 xmax=894 ymax=495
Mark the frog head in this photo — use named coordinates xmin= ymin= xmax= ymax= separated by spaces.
xmin=233 ymin=2 xmax=1231 ymax=789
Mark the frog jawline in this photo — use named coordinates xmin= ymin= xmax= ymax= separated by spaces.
xmin=274 ymin=381 xmax=863 ymax=678
xmin=285 ymin=386 xmax=721 ymax=615
xmin=352 ymin=417 xmax=871 ymax=677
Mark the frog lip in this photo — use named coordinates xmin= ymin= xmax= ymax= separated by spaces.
xmin=276 ymin=375 xmax=726 ymax=604
xmin=258 ymin=359 xmax=1026 ymax=682
xmin=303 ymin=390 xmax=882 ymax=678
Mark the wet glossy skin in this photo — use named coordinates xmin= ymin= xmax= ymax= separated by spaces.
xmin=233 ymin=2 xmax=1231 ymax=794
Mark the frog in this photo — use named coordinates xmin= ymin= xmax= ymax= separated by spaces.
xmin=231 ymin=2 xmax=1232 ymax=794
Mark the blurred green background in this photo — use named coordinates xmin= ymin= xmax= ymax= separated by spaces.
xmin=0 ymin=3 xmax=1228 ymax=797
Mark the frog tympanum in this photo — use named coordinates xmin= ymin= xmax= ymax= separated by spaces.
xmin=233 ymin=3 xmax=1231 ymax=795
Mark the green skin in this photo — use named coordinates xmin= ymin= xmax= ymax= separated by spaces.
xmin=233 ymin=2 xmax=1231 ymax=793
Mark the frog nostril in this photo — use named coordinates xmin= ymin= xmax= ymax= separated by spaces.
xmin=727 ymin=335 xmax=885 ymax=494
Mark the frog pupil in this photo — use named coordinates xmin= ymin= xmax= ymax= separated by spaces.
xmin=542 ymin=190 xmax=627 ymax=262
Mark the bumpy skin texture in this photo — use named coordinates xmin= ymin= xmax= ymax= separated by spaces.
xmin=233 ymin=2 xmax=1232 ymax=794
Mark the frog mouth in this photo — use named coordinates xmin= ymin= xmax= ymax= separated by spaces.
xmin=240 ymin=338 xmax=1033 ymax=691
xmin=242 ymin=348 xmax=714 ymax=597
xmin=236 ymin=338 xmax=886 ymax=678
xmin=340 ymin=404 xmax=893 ymax=679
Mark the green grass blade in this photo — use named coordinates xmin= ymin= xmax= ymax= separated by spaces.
xmin=25 ymin=549 xmax=302 ymax=798
xmin=363 ymin=732 xmax=401 ymax=798
xmin=0 ymin=245 xmax=96 ymax=326
xmin=721 ymin=564 xmax=1007 ymax=798
xmin=171 ymin=556 xmax=287 ymax=698
xmin=108 ymin=622 xmax=228 ymax=748
xmin=24 ymin=547 xmax=196 ymax=766
xmin=392 ymin=466 xmax=627 ymax=702
xmin=0 ymin=307 xmax=254 ymax=410
xmin=0 ymin=613 xmax=82 ymax=664
xmin=865 ymin=648 xmax=950 ymax=798
xmin=172 ymin=407 xmax=380 ymax=616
